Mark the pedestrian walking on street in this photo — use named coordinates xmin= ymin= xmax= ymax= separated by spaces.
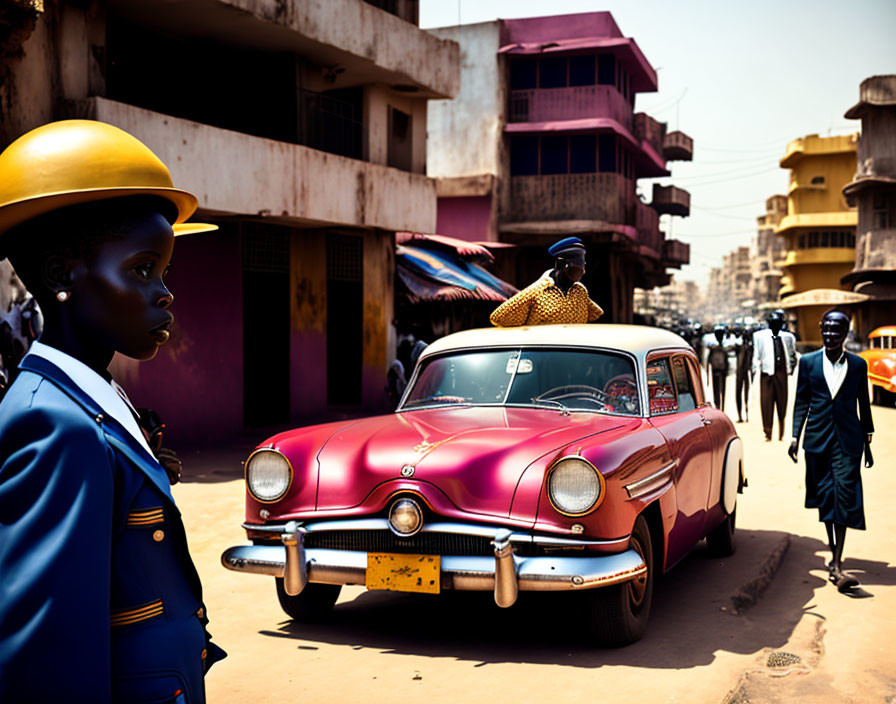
xmin=732 ymin=324 xmax=754 ymax=423
xmin=0 ymin=120 xmax=225 ymax=703
xmin=789 ymin=309 xmax=874 ymax=592
xmin=490 ymin=237 xmax=603 ymax=327
xmin=706 ymin=324 xmax=730 ymax=412
xmin=752 ymin=310 xmax=797 ymax=441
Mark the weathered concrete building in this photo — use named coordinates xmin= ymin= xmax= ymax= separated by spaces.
xmin=843 ymin=75 xmax=896 ymax=341
xmin=426 ymin=12 xmax=692 ymax=322
xmin=751 ymin=195 xmax=788 ymax=307
xmin=776 ymin=133 xmax=858 ymax=348
xmin=1 ymin=0 xmax=459 ymax=443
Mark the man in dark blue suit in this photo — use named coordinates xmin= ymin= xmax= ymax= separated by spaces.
xmin=789 ymin=310 xmax=874 ymax=591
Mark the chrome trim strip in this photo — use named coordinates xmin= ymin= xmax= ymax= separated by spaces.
xmin=221 ymin=545 xmax=646 ymax=592
xmin=242 ymin=519 xmax=628 ymax=548
xmin=625 ymin=460 xmax=678 ymax=499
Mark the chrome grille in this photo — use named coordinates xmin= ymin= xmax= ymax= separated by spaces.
xmin=304 ymin=530 xmax=536 ymax=557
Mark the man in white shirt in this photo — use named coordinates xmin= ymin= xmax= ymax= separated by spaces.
xmin=752 ymin=310 xmax=797 ymax=441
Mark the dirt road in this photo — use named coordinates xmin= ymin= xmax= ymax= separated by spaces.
xmin=173 ymin=377 xmax=896 ymax=704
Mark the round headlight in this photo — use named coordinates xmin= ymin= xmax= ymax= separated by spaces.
xmin=548 ymin=457 xmax=603 ymax=516
xmin=389 ymin=498 xmax=423 ymax=536
xmin=246 ymin=449 xmax=293 ymax=502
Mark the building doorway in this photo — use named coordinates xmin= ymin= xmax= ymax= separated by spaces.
xmin=327 ymin=234 xmax=364 ymax=406
xmin=242 ymin=223 xmax=290 ymax=427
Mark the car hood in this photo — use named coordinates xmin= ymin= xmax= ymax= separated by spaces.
xmin=315 ymin=406 xmax=629 ymax=517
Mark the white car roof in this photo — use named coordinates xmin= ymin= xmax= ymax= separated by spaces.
xmin=419 ymin=324 xmax=692 ymax=363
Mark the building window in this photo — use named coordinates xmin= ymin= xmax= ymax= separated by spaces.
xmin=810 ymin=175 xmax=825 ymax=185
xmin=510 ymin=57 xmax=538 ymax=90
xmin=387 ymin=107 xmax=413 ymax=171
xmin=800 ymin=230 xmax=855 ymax=249
xmin=597 ymin=54 xmax=615 ymax=86
xmin=539 ymin=57 xmax=567 ymax=89
xmin=509 ymin=134 xmax=624 ymax=177
xmin=570 ymin=134 xmax=597 ymax=173
xmin=510 ymin=135 xmax=539 ymax=175
xmin=568 ymin=54 xmax=596 ymax=86
xmin=540 ymin=135 xmax=568 ymax=174
xmin=872 ymin=192 xmax=892 ymax=229
xmin=509 ymin=54 xmax=628 ymax=95
xmin=598 ymin=134 xmax=616 ymax=173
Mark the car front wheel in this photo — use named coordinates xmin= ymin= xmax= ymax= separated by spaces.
xmin=275 ymin=578 xmax=341 ymax=622
xmin=586 ymin=514 xmax=654 ymax=646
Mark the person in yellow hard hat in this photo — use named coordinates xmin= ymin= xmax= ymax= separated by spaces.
xmin=0 ymin=120 xmax=224 ymax=703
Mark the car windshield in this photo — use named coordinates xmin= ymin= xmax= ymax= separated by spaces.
xmin=401 ymin=348 xmax=640 ymax=415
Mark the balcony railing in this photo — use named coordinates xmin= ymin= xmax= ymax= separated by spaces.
xmin=663 ymin=131 xmax=693 ymax=162
xmin=504 ymin=173 xmax=634 ymax=224
xmin=651 ymin=184 xmax=690 ymax=217
xmin=662 ymin=239 xmax=690 ymax=267
xmin=634 ymin=113 xmax=666 ymax=156
xmin=508 ymin=86 xmax=633 ymax=130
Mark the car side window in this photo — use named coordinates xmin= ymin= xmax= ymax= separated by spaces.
xmin=670 ymin=356 xmax=696 ymax=412
xmin=646 ymin=357 xmax=678 ymax=415
xmin=685 ymin=356 xmax=705 ymax=406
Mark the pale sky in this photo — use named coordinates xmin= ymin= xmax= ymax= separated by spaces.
xmin=420 ymin=0 xmax=896 ymax=287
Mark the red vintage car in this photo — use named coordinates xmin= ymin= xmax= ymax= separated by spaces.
xmin=222 ymin=325 xmax=744 ymax=644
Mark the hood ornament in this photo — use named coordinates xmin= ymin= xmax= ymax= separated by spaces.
xmin=400 ymin=465 xmax=415 ymax=478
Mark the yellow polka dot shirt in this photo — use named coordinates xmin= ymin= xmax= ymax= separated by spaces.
xmin=489 ymin=274 xmax=604 ymax=327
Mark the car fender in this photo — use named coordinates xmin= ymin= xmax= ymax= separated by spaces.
xmin=720 ymin=436 xmax=744 ymax=515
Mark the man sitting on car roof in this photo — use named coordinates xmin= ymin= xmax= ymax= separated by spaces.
xmin=490 ymin=237 xmax=604 ymax=327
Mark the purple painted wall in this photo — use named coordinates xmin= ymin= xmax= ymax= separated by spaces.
xmin=110 ymin=226 xmax=244 ymax=447
xmin=436 ymin=196 xmax=493 ymax=242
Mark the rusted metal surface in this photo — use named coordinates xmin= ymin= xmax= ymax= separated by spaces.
xmin=504 ymin=172 xmax=633 ymax=225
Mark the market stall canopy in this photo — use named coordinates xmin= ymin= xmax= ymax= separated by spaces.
xmin=777 ymin=289 xmax=870 ymax=309
xmin=395 ymin=239 xmax=517 ymax=305
xmin=396 ymin=231 xmax=495 ymax=264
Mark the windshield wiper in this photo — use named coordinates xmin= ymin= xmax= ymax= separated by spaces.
xmin=530 ymin=398 xmax=570 ymax=415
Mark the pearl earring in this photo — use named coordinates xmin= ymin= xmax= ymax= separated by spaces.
xmin=56 ymin=291 xmax=70 ymax=302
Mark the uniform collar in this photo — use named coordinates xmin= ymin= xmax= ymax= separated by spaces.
xmin=26 ymin=342 xmax=153 ymax=454
xmin=18 ymin=348 xmax=174 ymax=503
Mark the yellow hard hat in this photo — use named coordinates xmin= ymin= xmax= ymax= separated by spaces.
xmin=0 ymin=120 xmax=217 ymax=243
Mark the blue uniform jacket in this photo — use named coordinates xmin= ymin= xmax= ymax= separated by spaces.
xmin=0 ymin=356 xmax=224 ymax=703
xmin=792 ymin=350 xmax=874 ymax=457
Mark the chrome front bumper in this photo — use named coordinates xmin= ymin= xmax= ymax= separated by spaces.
xmin=221 ymin=522 xmax=645 ymax=608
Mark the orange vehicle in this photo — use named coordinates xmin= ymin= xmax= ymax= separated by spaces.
xmin=860 ymin=326 xmax=896 ymax=405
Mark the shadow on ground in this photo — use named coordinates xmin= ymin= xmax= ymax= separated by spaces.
xmin=256 ymin=529 xmax=896 ymax=670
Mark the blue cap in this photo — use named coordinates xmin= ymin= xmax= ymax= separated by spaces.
xmin=548 ymin=237 xmax=585 ymax=257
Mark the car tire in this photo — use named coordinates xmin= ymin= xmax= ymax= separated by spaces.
xmin=587 ymin=514 xmax=654 ymax=646
xmin=706 ymin=507 xmax=736 ymax=557
xmin=275 ymin=578 xmax=341 ymax=622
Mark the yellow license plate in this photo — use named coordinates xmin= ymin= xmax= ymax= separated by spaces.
xmin=366 ymin=553 xmax=441 ymax=594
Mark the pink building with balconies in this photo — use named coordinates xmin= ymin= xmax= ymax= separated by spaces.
xmin=427 ymin=12 xmax=692 ymax=322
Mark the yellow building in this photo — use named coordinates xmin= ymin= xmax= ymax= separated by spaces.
xmin=777 ymin=133 xmax=858 ymax=348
